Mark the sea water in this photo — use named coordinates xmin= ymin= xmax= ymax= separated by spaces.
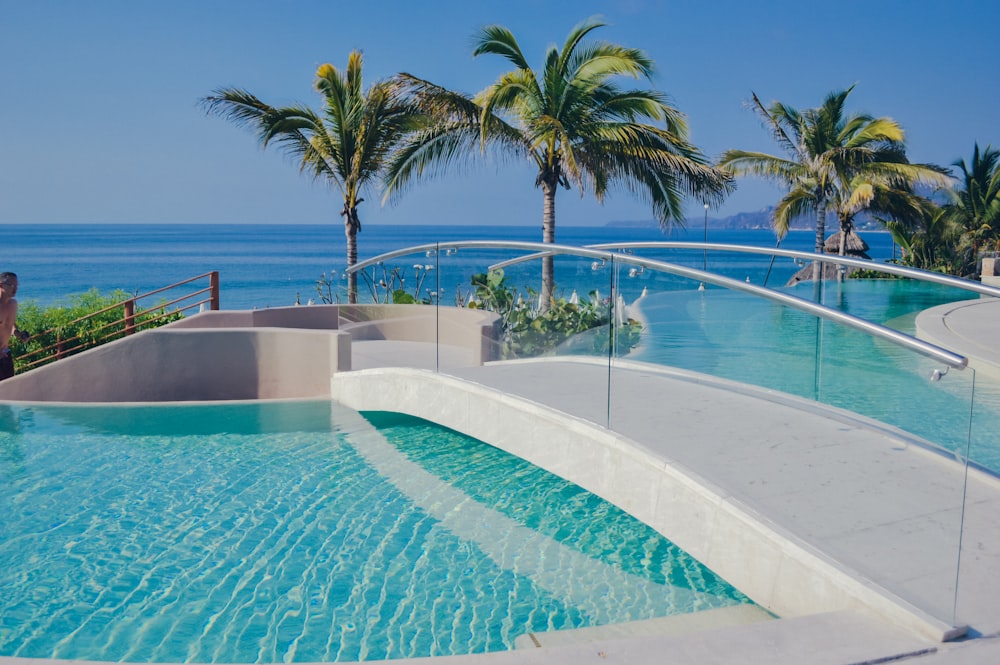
xmin=3 ymin=223 xmax=899 ymax=310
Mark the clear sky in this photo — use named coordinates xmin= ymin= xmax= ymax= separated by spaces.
xmin=1 ymin=0 xmax=996 ymax=227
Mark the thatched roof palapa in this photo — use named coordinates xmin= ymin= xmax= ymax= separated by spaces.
xmin=786 ymin=230 xmax=872 ymax=286
xmin=824 ymin=230 xmax=870 ymax=256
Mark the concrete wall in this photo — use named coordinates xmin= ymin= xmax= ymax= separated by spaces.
xmin=0 ymin=328 xmax=348 ymax=402
xmin=167 ymin=304 xmax=502 ymax=365
xmin=0 ymin=304 xmax=500 ymax=402
xmin=338 ymin=304 xmax=502 ymax=365
xmin=166 ymin=306 xmax=343 ymax=330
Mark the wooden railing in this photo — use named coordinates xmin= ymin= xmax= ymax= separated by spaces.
xmin=15 ymin=272 xmax=219 ymax=373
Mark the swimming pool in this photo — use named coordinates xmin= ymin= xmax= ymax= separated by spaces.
xmin=0 ymin=400 xmax=751 ymax=663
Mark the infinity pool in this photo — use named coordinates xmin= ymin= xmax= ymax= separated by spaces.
xmin=0 ymin=400 xmax=750 ymax=663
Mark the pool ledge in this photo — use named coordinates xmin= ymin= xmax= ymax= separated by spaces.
xmin=916 ymin=296 xmax=1000 ymax=379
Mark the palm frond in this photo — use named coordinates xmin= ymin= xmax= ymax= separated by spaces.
xmin=556 ymin=16 xmax=608 ymax=75
xmin=772 ymin=187 xmax=818 ymax=238
xmin=472 ymin=24 xmax=532 ymax=70
xmin=718 ymin=149 xmax=803 ymax=185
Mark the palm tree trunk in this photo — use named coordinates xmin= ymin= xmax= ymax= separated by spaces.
xmin=345 ymin=229 xmax=358 ymax=304
xmin=812 ymin=198 xmax=827 ymax=283
xmin=343 ymin=204 xmax=360 ymax=304
xmin=540 ymin=181 xmax=557 ymax=312
xmin=837 ymin=217 xmax=849 ymax=283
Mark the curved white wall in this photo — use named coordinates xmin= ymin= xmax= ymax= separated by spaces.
xmin=0 ymin=304 xmax=500 ymax=402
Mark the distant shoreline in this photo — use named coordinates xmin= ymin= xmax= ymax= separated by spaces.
xmin=0 ymin=220 xmax=890 ymax=233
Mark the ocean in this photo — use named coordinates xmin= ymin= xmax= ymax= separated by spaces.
xmin=6 ymin=223 xmax=898 ymax=310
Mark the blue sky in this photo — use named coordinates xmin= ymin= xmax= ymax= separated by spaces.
xmin=1 ymin=0 xmax=996 ymax=227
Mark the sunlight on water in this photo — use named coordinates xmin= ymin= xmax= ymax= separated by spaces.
xmin=0 ymin=401 xmax=750 ymax=663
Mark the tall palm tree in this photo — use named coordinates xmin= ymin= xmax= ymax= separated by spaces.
xmin=386 ymin=17 xmax=731 ymax=308
xmin=945 ymin=143 xmax=1000 ymax=276
xmin=202 ymin=52 xmax=422 ymax=303
xmin=719 ymin=86 xmax=949 ymax=282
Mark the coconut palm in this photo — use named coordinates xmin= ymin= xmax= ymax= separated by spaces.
xmin=202 ymin=52 xmax=422 ymax=303
xmin=886 ymin=205 xmax=964 ymax=273
xmin=832 ymin=175 xmax=941 ymax=257
xmin=386 ymin=17 xmax=731 ymax=308
xmin=945 ymin=143 xmax=1000 ymax=275
xmin=719 ymin=86 xmax=949 ymax=282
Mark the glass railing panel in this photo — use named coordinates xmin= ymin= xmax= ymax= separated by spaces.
xmin=610 ymin=261 xmax=823 ymax=399
xmin=811 ymin=328 xmax=974 ymax=627
xmin=339 ymin=250 xmax=444 ymax=371
xmin=956 ymin=366 xmax=998 ymax=630
xmin=439 ymin=246 xmax=612 ymax=371
xmin=608 ymin=261 xmax=974 ymax=630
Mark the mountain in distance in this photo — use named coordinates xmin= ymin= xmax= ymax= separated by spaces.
xmin=606 ymin=206 xmax=883 ymax=231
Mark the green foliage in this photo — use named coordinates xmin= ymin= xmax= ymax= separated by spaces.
xmin=316 ymin=264 xmax=436 ymax=304
xmin=391 ymin=289 xmax=417 ymax=304
xmin=10 ymin=289 xmax=184 ymax=372
xmin=387 ymin=18 xmax=731 ymax=306
xmin=203 ymin=51 xmax=427 ymax=303
xmin=944 ymin=143 xmax=1000 ymax=276
xmin=389 ymin=19 xmax=730 ymax=224
xmin=849 ymin=265 xmax=906 ymax=280
xmin=468 ymin=270 xmax=642 ymax=359
xmin=720 ymin=86 xmax=949 ymax=255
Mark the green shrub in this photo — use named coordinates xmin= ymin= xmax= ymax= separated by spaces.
xmin=10 ymin=289 xmax=184 ymax=372
xmin=467 ymin=270 xmax=642 ymax=359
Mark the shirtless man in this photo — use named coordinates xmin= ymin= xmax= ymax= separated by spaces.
xmin=0 ymin=272 xmax=29 ymax=381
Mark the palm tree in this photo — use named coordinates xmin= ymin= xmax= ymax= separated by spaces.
xmin=945 ymin=143 xmax=1000 ymax=276
xmin=886 ymin=205 xmax=964 ymax=273
xmin=719 ymin=86 xmax=949 ymax=282
xmin=831 ymin=175 xmax=940 ymax=258
xmin=202 ymin=52 xmax=422 ymax=303
xmin=386 ymin=17 xmax=731 ymax=308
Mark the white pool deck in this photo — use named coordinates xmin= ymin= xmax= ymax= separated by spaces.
xmin=333 ymin=297 xmax=1000 ymax=665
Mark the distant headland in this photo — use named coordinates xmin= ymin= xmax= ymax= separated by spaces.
xmin=606 ymin=206 xmax=881 ymax=231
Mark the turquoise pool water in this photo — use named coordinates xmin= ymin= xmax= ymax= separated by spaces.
xmin=629 ymin=279 xmax=1000 ymax=472
xmin=0 ymin=401 xmax=750 ymax=663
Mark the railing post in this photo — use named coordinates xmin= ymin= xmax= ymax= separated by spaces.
xmin=210 ymin=271 xmax=220 ymax=310
xmin=57 ymin=332 xmax=65 ymax=360
xmin=124 ymin=299 xmax=136 ymax=336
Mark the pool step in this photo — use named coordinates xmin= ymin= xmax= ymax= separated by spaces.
xmin=514 ymin=604 xmax=775 ymax=649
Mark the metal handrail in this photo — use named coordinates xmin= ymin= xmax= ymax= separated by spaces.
xmin=490 ymin=242 xmax=1000 ymax=299
xmin=16 ymin=272 xmax=220 ymax=372
xmin=596 ymin=242 xmax=1000 ymax=298
xmin=347 ymin=241 xmax=969 ymax=370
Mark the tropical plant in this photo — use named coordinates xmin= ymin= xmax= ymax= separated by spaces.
xmin=719 ymin=86 xmax=950 ymax=281
xmin=314 ymin=263 xmax=438 ymax=304
xmin=11 ymin=289 xmax=184 ymax=372
xmin=467 ymin=270 xmax=640 ymax=358
xmin=885 ymin=205 xmax=964 ymax=273
xmin=386 ymin=17 xmax=731 ymax=308
xmin=202 ymin=52 xmax=424 ymax=302
xmin=834 ymin=177 xmax=920 ymax=244
xmin=943 ymin=143 xmax=1000 ymax=276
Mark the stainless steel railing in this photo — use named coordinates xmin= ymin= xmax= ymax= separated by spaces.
xmin=347 ymin=241 xmax=970 ymax=370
